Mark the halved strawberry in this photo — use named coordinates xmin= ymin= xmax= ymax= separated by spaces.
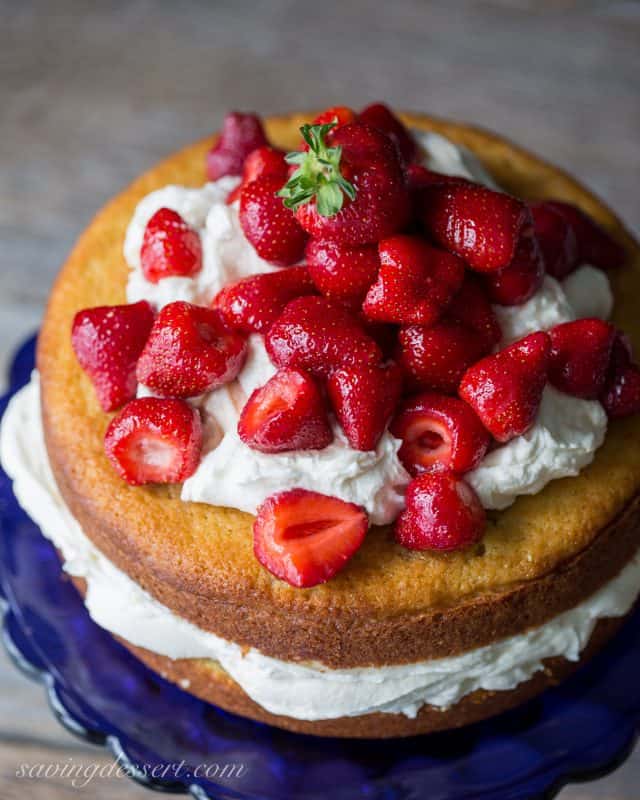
xmin=420 ymin=183 xmax=532 ymax=272
xmin=136 ymin=301 xmax=247 ymax=397
xmin=530 ymin=202 xmax=579 ymax=279
xmin=459 ymin=332 xmax=550 ymax=442
xmin=266 ymin=296 xmax=382 ymax=377
xmin=141 ymin=208 xmax=203 ymax=284
xmin=549 ymin=318 xmax=615 ymax=399
xmin=358 ymin=102 xmax=417 ymax=164
xmin=328 ymin=362 xmax=403 ymax=451
xmin=71 ymin=300 xmax=155 ymax=412
xmin=212 ymin=267 xmax=316 ymax=334
xmin=363 ymin=235 xmax=465 ymax=326
xmin=206 ymin=112 xmax=269 ymax=180
xmin=239 ymin=176 xmax=308 ymax=266
xmin=600 ymin=332 xmax=640 ymax=419
xmin=447 ymin=274 xmax=502 ymax=353
xmin=238 ymin=368 xmax=333 ymax=453
xmin=305 ymin=239 xmax=380 ymax=311
xmin=544 ymin=201 xmax=625 ymax=270
xmin=253 ymin=489 xmax=368 ymax=587
xmin=484 ymin=234 xmax=545 ymax=306
xmin=390 ymin=393 xmax=490 ymax=476
xmin=397 ymin=322 xmax=487 ymax=394
xmin=280 ymin=122 xmax=410 ymax=246
xmin=104 ymin=397 xmax=202 ymax=486
xmin=394 ymin=473 xmax=485 ymax=552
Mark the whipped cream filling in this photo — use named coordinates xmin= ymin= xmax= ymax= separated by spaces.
xmin=2 ymin=377 xmax=638 ymax=720
xmin=123 ymin=133 xmax=613 ymax=515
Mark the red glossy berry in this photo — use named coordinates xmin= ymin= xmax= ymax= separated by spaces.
xmin=254 ymin=489 xmax=368 ymax=588
xmin=104 ymin=397 xmax=202 ymax=486
xmin=141 ymin=208 xmax=202 ymax=284
xmin=394 ymin=472 xmax=486 ymax=552
xmin=391 ymin=392 xmax=490 ymax=476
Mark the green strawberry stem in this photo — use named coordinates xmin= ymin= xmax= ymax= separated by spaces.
xmin=277 ymin=123 xmax=356 ymax=217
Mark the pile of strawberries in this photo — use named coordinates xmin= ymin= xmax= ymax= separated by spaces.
xmin=71 ymin=103 xmax=639 ymax=589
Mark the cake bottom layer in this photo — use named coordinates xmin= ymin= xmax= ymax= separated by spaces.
xmin=69 ymin=577 xmax=631 ymax=738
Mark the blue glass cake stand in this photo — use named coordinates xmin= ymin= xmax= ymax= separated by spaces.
xmin=1 ymin=335 xmax=639 ymax=800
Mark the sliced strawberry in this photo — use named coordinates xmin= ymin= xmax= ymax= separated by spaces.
xmin=362 ymin=235 xmax=465 ymax=325
xmin=397 ymin=322 xmax=487 ymax=394
xmin=600 ymin=333 xmax=640 ymax=419
xmin=238 ymin=368 xmax=332 ymax=453
xmin=140 ymin=208 xmax=202 ymax=284
xmin=266 ymin=296 xmax=382 ymax=377
xmin=312 ymin=106 xmax=357 ymax=129
xmin=206 ymin=112 xmax=268 ymax=180
xmin=391 ymin=393 xmax=490 ymax=476
xmin=71 ymin=301 xmax=155 ymax=412
xmin=104 ymin=397 xmax=202 ymax=486
xmin=549 ymin=318 xmax=615 ymax=399
xmin=530 ymin=202 xmax=579 ymax=279
xmin=544 ymin=201 xmax=625 ymax=270
xmin=420 ymin=183 xmax=531 ymax=272
xmin=394 ymin=473 xmax=485 ymax=552
xmin=484 ymin=234 xmax=545 ymax=306
xmin=328 ymin=362 xmax=403 ymax=451
xmin=239 ymin=176 xmax=308 ymax=266
xmin=212 ymin=267 xmax=316 ymax=334
xmin=253 ymin=489 xmax=368 ymax=588
xmin=281 ymin=122 xmax=410 ymax=246
xmin=459 ymin=332 xmax=550 ymax=442
xmin=305 ymin=239 xmax=380 ymax=311
xmin=136 ymin=301 xmax=247 ymax=398
xmin=358 ymin=102 xmax=417 ymax=164
xmin=447 ymin=274 xmax=502 ymax=352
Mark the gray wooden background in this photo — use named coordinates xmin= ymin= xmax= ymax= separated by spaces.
xmin=1 ymin=1 xmax=639 ymax=797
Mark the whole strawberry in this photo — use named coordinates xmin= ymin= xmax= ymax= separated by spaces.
xmin=239 ymin=176 xmax=308 ymax=266
xmin=278 ymin=121 xmax=410 ymax=245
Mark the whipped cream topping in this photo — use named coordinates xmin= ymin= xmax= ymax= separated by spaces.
xmin=123 ymin=133 xmax=613 ymax=516
xmin=468 ymin=386 xmax=607 ymax=510
xmin=1 ymin=378 xmax=638 ymax=720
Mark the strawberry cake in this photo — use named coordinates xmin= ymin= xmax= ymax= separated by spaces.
xmin=2 ymin=105 xmax=640 ymax=738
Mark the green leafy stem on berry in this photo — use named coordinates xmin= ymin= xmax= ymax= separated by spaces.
xmin=277 ymin=123 xmax=356 ymax=217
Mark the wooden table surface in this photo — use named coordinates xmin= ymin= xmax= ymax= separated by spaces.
xmin=1 ymin=1 xmax=638 ymax=797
